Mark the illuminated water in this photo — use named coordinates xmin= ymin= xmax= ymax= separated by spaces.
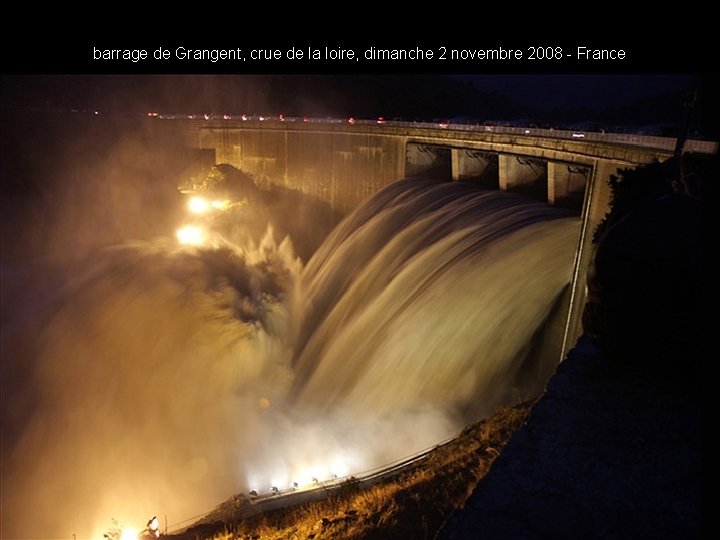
xmin=2 ymin=179 xmax=579 ymax=539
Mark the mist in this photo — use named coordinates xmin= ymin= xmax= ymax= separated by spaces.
xmin=2 ymin=111 xmax=579 ymax=539
xmin=0 ymin=111 xmax=335 ymax=538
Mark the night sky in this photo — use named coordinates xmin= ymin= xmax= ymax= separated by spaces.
xmin=0 ymin=74 xmax=710 ymax=135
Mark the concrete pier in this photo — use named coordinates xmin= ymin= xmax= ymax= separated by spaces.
xmin=171 ymin=118 xmax=715 ymax=361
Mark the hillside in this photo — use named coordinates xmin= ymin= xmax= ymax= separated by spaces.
xmin=169 ymin=402 xmax=533 ymax=540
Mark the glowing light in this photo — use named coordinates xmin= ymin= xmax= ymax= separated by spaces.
xmin=147 ymin=516 xmax=160 ymax=538
xmin=188 ymin=196 xmax=210 ymax=214
xmin=211 ymin=200 xmax=230 ymax=210
xmin=120 ymin=526 xmax=139 ymax=540
xmin=176 ymin=225 xmax=204 ymax=245
xmin=292 ymin=464 xmax=328 ymax=488
xmin=329 ymin=457 xmax=350 ymax=478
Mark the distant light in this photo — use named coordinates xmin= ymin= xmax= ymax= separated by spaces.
xmin=176 ymin=225 xmax=204 ymax=245
xmin=188 ymin=196 xmax=210 ymax=214
xmin=348 ymin=117 xmax=356 ymax=125
xmin=377 ymin=117 xmax=385 ymax=124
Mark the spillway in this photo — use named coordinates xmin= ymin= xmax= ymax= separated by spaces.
xmin=1 ymin=178 xmax=579 ymax=539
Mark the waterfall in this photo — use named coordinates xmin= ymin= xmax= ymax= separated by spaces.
xmin=1 ymin=178 xmax=579 ymax=539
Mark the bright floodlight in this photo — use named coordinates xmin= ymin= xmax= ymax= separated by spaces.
xmin=188 ymin=196 xmax=211 ymax=214
xmin=148 ymin=516 xmax=160 ymax=538
xmin=119 ymin=526 xmax=139 ymax=540
xmin=293 ymin=464 xmax=328 ymax=487
xmin=176 ymin=225 xmax=204 ymax=245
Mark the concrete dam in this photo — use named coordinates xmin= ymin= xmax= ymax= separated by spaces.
xmin=3 ymin=111 xmax=712 ymax=539
xmin=178 ymin=118 xmax=716 ymax=360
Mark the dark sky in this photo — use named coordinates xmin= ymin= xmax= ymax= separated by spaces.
xmin=1 ymin=73 xmax=694 ymax=109
xmin=455 ymin=74 xmax=696 ymax=109
xmin=0 ymin=74 xmax=709 ymax=134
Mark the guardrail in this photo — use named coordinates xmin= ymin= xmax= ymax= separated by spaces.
xmin=165 ymin=430 xmax=462 ymax=534
xmin=153 ymin=113 xmax=718 ymax=155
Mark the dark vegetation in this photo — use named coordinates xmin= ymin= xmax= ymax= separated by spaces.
xmin=587 ymin=154 xmax=708 ymax=377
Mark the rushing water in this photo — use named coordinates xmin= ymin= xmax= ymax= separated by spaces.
xmin=2 ymin=178 xmax=579 ymax=539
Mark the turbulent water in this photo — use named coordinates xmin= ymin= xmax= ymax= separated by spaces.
xmin=2 ymin=178 xmax=579 ymax=539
